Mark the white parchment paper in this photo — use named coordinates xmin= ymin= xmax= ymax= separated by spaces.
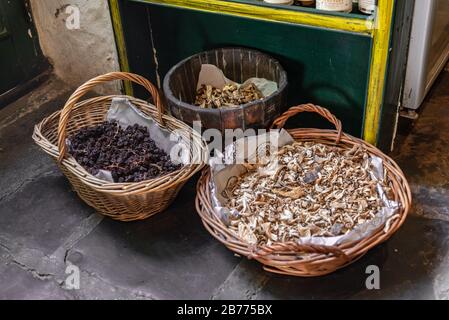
xmin=197 ymin=64 xmax=278 ymax=98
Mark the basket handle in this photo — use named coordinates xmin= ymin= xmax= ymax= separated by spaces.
xmin=57 ymin=72 xmax=162 ymax=162
xmin=271 ymin=103 xmax=343 ymax=144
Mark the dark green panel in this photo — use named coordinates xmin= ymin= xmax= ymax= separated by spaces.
xmin=0 ymin=38 xmax=23 ymax=94
xmin=0 ymin=0 xmax=46 ymax=95
xmin=120 ymin=1 xmax=372 ymax=137
xmin=116 ymin=0 xmax=158 ymax=100
xmin=0 ymin=1 xmax=23 ymax=94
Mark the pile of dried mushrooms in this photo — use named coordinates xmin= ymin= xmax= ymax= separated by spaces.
xmin=194 ymin=83 xmax=263 ymax=109
xmin=225 ymin=142 xmax=390 ymax=246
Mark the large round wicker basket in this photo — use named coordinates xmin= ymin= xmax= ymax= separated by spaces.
xmin=163 ymin=47 xmax=288 ymax=133
xmin=195 ymin=104 xmax=412 ymax=276
xmin=33 ymin=72 xmax=206 ymax=222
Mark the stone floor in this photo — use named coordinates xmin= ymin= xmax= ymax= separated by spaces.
xmin=1 ymin=69 xmax=448 ymax=300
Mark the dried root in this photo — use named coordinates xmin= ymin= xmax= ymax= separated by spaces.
xmin=195 ymin=83 xmax=263 ymax=109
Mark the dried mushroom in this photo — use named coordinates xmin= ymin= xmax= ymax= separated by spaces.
xmin=194 ymin=83 xmax=263 ymax=109
xmin=226 ymin=142 xmax=389 ymax=246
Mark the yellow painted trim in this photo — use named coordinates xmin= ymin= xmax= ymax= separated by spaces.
xmin=139 ymin=0 xmax=374 ymax=34
xmin=363 ymin=0 xmax=394 ymax=144
xmin=109 ymin=0 xmax=134 ymax=96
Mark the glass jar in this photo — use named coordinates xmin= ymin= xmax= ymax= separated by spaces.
xmin=316 ymin=0 xmax=352 ymax=12
xmin=359 ymin=0 xmax=377 ymax=15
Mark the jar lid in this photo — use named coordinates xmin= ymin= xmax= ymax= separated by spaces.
xmin=263 ymin=0 xmax=295 ymax=5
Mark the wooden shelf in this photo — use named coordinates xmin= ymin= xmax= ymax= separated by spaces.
xmin=224 ymin=0 xmax=372 ymax=20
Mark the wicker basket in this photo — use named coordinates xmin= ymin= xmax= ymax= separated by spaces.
xmin=195 ymin=104 xmax=412 ymax=277
xmin=33 ymin=72 xmax=206 ymax=222
xmin=163 ymin=48 xmax=288 ymax=133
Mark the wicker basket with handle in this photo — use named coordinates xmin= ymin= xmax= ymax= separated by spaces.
xmin=195 ymin=104 xmax=412 ymax=276
xmin=33 ymin=72 xmax=206 ymax=222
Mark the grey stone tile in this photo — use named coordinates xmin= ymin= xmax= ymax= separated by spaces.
xmin=392 ymin=89 xmax=449 ymax=186
xmin=0 ymin=173 xmax=94 ymax=256
xmin=411 ymin=185 xmax=449 ymax=222
xmin=69 ymin=269 xmax=154 ymax=300
xmin=211 ymin=259 xmax=270 ymax=300
xmin=67 ymin=179 xmax=241 ymax=300
xmin=391 ymin=72 xmax=449 ymax=223
xmin=0 ymin=262 xmax=74 ymax=300
xmin=0 ymin=79 xmax=72 ymax=201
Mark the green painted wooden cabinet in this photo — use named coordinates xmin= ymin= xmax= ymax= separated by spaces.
xmin=110 ymin=0 xmax=413 ymax=151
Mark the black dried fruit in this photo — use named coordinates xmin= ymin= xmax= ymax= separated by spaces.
xmin=68 ymin=121 xmax=182 ymax=183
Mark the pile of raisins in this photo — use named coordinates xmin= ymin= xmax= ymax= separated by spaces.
xmin=68 ymin=121 xmax=182 ymax=183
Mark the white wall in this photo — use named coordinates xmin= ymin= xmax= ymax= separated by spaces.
xmin=29 ymin=0 xmax=121 ymax=94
